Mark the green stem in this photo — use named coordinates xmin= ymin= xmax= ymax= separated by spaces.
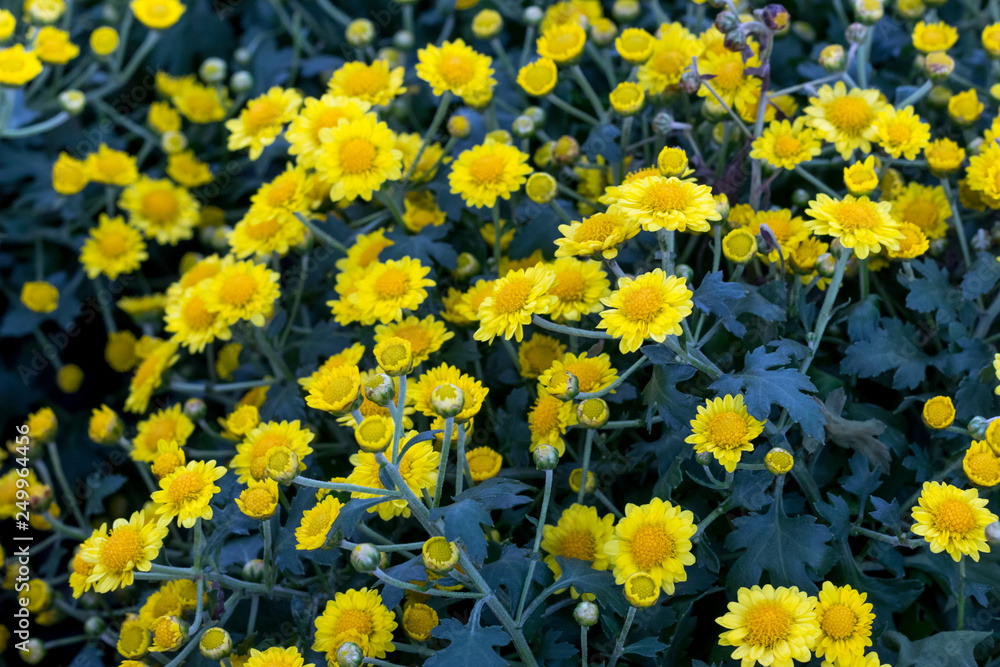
xmin=374 ymin=567 xmax=484 ymax=599
xmin=455 ymin=420 xmax=471 ymax=495
xmin=859 ymin=257 xmax=869 ymax=302
xmin=391 ymin=374 xmax=407 ymax=465
xmin=531 ymin=315 xmax=614 ymax=339
xmin=295 ymin=212 xmax=349 ymax=254
xmin=262 ymin=520 xmax=273 ymax=592
xmin=799 ymin=249 xmax=850 ymax=374
xmin=45 ymin=443 xmax=86 ymax=527
xmin=941 ymin=179 xmax=972 ymax=269
xmin=580 ymin=626 xmax=588 ymax=667
xmin=794 ymin=165 xmax=839 ymax=197
xmin=1 ymin=112 xmax=70 ymax=138
xmin=492 ymin=204 xmax=504 ymax=276
xmin=291 ymin=476 xmax=401 ymax=497
xmin=577 ymin=357 xmax=648 ymax=400
xmin=576 ymin=431 xmax=595 ymax=505
xmin=279 ymin=252 xmax=310 ymax=349
xmin=897 ymin=80 xmax=934 ymax=108
xmin=403 ymin=92 xmax=452 ymax=185
xmin=658 ymin=229 xmax=675 ymax=274
xmin=607 ymin=606 xmax=637 ymax=667
xmin=957 ymin=558 xmax=967 ymax=630
xmin=570 ymin=65 xmax=607 ymax=122
xmin=544 ymin=92 xmax=600 ymax=125
xmin=515 ymin=469 xmax=553 ymax=623
xmin=699 ymin=80 xmax=752 ymax=138
xmin=169 ymin=379 xmax=274 ymax=393
xmin=434 ymin=417 xmax=454 ymax=509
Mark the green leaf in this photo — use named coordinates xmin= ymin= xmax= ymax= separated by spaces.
xmin=426 ymin=617 xmax=511 ymax=667
xmin=480 ymin=544 xmax=544 ymax=613
xmin=961 ymin=252 xmax=1000 ymax=300
xmin=692 ymin=271 xmax=748 ymax=336
xmin=814 ymin=388 xmax=890 ymax=468
xmin=640 ymin=359 xmax=699 ymax=430
xmin=885 ymin=630 xmax=991 ymax=667
xmin=84 ymin=474 xmax=127 ymax=516
xmin=624 ymin=636 xmax=670 ymax=656
xmin=552 ymin=556 xmax=629 ymax=617
xmin=904 ymin=259 xmax=960 ymax=324
xmin=430 ymin=498 xmax=494 ymax=565
xmin=710 ymin=344 xmax=825 ymax=441
xmin=841 ymin=318 xmax=931 ymax=390
xmin=724 ymin=497 xmax=835 ymax=590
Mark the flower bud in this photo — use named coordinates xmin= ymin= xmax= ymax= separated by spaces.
xmin=986 ymin=521 xmax=1000 ymax=544
xmin=928 ymin=84 xmax=952 ymax=108
xmin=533 ymin=444 xmax=560 ymax=470
xmin=971 ymin=228 xmax=990 ymax=252
xmin=364 ymin=372 xmax=396 ymax=407
xmin=526 ymin=172 xmax=557 ymax=204
xmin=921 ymin=396 xmax=955 ymax=430
xmin=816 ymin=253 xmax=837 ymax=278
xmin=19 ymin=638 xmax=46 ymax=665
xmin=612 ymin=0 xmax=639 ymax=22
xmin=657 ymin=146 xmax=688 ymax=177
xmin=523 ymin=105 xmax=545 ymax=125
xmin=722 ymin=228 xmax=757 ymax=264
xmin=791 ymin=188 xmax=811 ymax=208
xmin=375 ymin=337 xmax=414 ymax=376
xmin=199 ymin=57 xmax=227 ymax=83
xmin=765 ymin=448 xmax=794 ymax=475
xmin=28 ymin=486 xmax=53 ymax=514
xmin=230 ymin=71 xmax=253 ymax=93
xmin=512 ymin=114 xmax=535 ymax=138
xmin=422 ymin=536 xmax=461 ymax=573
xmin=351 ymin=543 xmax=382 ymax=573
xmin=183 ymin=397 xmax=207 ymax=421
xmin=715 ymin=10 xmax=741 ymax=33
xmin=674 ymin=263 xmax=695 ymax=282
xmin=161 ymin=130 xmax=188 ymax=154
xmin=84 ymin=616 xmax=107 ymax=639
xmin=986 ymin=418 xmax=1000 ymax=455
xmin=199 ymin=627 xmax=232 ymax=660
xmin=431 ymin=383 xmax=466 ymax=418
xmin=346 ymin=18 xmax=376 ymax=47
xmin=623 ymin=572 xmax=660 ymax=607
xmin=724 ymin=29 xmax=748 ymax=52
xmin=337 ymin=642 xmax=365 ymax=667
xmin=853 ymin=0 xmax=883 ymax=24
xmin=547 ymin=371 xmax=579 ymax=402
xmin=455 ymin=252 xmax=480 ymax=279
xmin=59 ymin=90 xmax=86 ymax=115
xmin=845 ymin=22 xmax=867 ymax=44
xmin=394 ymin=30 xmax=415 ymax=50
xmin=569 ymin=468 xmax=596 ymax=494
xmin=243 ymin=559 xmax=266 ymax=583
xmin=924 ymin=51 xmax=954 ymax=82
xmin=472 ymin=9 xmax=503 ymax=40
xmin=265 ymin=446 xmax=300 ymax=484
xmin=553 ymin=135 xmax=579 ymax=164
xmin=523 ymin=6 xmax=543 ymax=25
xmin=714 ymin=193 xmax=730 ymax=221
xmin=447 ymin=114 xmax=471 ymax=138
xmin=695 ymin=450 xmax=714 ymax=466
xmin=152 ymin=615 xmax=188 ymax=652
xmin=652 ymin=110 xmax=675 ymax=135
xmin=577 ymin=398 xmax=609 ymax=428
xmin=819 ymin=44 xmax=845 ymax=72
xmin=574 ymin=601 xmax=599 ymax=626
xmin=679 ymin=69 xmax=701 ymax=94
xmin=234 ymin=47 xmax=252 ymax=64
xmin=762 ymin=4 xmax=790 ymax=32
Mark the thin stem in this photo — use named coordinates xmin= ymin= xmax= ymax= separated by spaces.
xmin=859 ymin=258 xmax=869 ymax=302
xmin=957 ymin=558 xmax=967 ymax=630
xmin=455 ymin=421 xmax=471 ymax=495
xmin=434 ymin=417 xmax=454 ymax=509
xmin=295 ymin=212 xmax=349 ymax=254
xmin=658 ymin=229 xmax=675 ymax=274
xmin=532 ymin=315 xmax=614 ymax=339
xmin=391 ymin=374 xmax=407 ymax=465
xmin=699 ymin=79 xmax=752 ymax=138
xmin=799 ymin=249 xmax=850 ymax=374
xmin=170 ymin=379 xmax=274 ymax=393
xmin=262 ymin=520 xmax=273 ymax=592
xmin=607 ymin=606 xmax=637 ymax=667
xmin=292 ymin=476 xmax=400 ymax=496
xmin=581 ymin=626 xmax=588 ymax=667
xmin=545 ymin=92 xmax=600 ymax=125
xmin=577 ymin=356 xmax=648 ymax=400
xmin=850 ymin=525 xmax=923 ymax=549
xmin=515 ymin=469 xmax=553 ymax=624
xmin=897 ymin=80 xmax=934 ymax=108
xmin=374 ymin=567 xmax=484 ymax=599
xmin=577 ymin=430 xmax=595 ymax=505
xmin=492 ymin=204 xmax=504 ymax=276
xmin=794 ymin=165 xmax=839 ymax=197
xmin=570 ymin=65 xmax=607 ymax=122
xmin=402 ymin=92 xmax=452 ymax=185
xmin=941 ymin=179 xmax=972 ymax=269
xmin=45 ymin=443 xmax=86 ymax=527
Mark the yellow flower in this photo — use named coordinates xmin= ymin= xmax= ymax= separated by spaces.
xmin=737 ymin=85 xmax=797 ymax=125
xmin=81 ymin=511 xmax=168 ymax=593
xmin=416 ymin=39 xmax=495 ymax=98
xmin=964 ymin=440 xmax=1000 ymax=488
xmin=605 ymin=497 xmax=696 ymax=594
xmin=164 ymin=283 xmax=232 ymax=353
xmin=233 ymin=420 xmax=314 ymax=483
xmin=150 ymin=439 xmax=186 ymax=479
xmin=872 ymin=106 xmax=930 ymax=160
xmin=412 ymin=363 xmax=488 ymax=424
xmin=0 ymin=44 xmax=42 ymax=86
xmin=539 ymin=351 xmax=617 ymax=396
xmin=995 ymin=354 xmax=1000 ymax=396
xmin=466 ymin=446 xmax=502 ymax=482
xmin=804 ymin=194 xmax=902 ymax=259
xmin=90 ymin=26 xmax=119 ymax=55
xmin=296 ymin=495 xmax=343 ymax=550
xmin=948 ymin=89 xmax=983 ymax=125
xmin=204 ymin=256 xmax=280 ymax=327
xmin=890 ymin=182 xmax=950 ymax=240
xmin=723 ymin=228 xmax=757 ymax=264
xmin=151 ymin=459 xmax=226 ymax=528
xmin=346 ymin=432 xmax=440 ymax=520
xmin=55 ymin=363 xmax=82 ymax=392
xmin=529 ymin=391 xmax=576 ymax=454
xmin=966 ymin=142 xmax=1000 ymax=206
xmin=286 ymin=94 xmax=370 ymax=168
xmin=402 ymin=603 xmax=439 ymax=641
xmin=130 ymin=0 xmax=186 ymax=30
xmin=346 ymin=257 xmax=434 ymax=325
xmin=395 ymin=132 xmax=446 ymax=183
xmin=69 ymin=537 xmax=99 ymax=599
xmin=804 ymin=82 xmax=887 ymax=158
xmin=33 ymin=26 xmax=78 ymax=64
xmin=133 ymin=404 xmax=193 ymax=460
xmin=0 ymin=10 xmax=14 ymax=40
xmin=751 ymin=208 xmax=810 ymax=263
xmin=609 ymin=81 xmax=645 ymax=115
xmin=104 ymin=330 xmax=139 ymax=372
xmin=315 ymin=113 xmax=402 ymax=202
xmin=638 ymin=24 xmax=702 ymax=94
xmin=984 ymin=23 xmax=1000 ymax=57
xmin=544 ymin=257 xmax=611 ymax=321
xmin=921 ymin=395 xmax=955 ymax=430
xmin=52 ymin=152 xmax=89 ymax=195
xmin=400 ymin=191 xmax=446 ymax=233
xmin=541 ymin=0 xmax=603 ymax=32
xmin=20 ymin=281 xmax=59 ymax=313
xmin=537 ymin=23 xmax=587 ymax=64
xmin=542 ymin=504 xmax=616 ymax=597
xmin=80 ymin=213 xmax=147 ymax=279
xmin=889 ymin=222 xmax=929 ymax=260
xmin=598 ymin=269 xmax=693 ymax=353
xmin=354 ymin=415 xmax=394 ymax=453
xmin=911 ymin=481 xmax=998 ymax=561
xmin=615 ymin=176 xmax=720 ymax=233
xmin=236 ymin=477 xmax=279 ymax=520
xmin=474 ymin=264 xmax=557 ymax=343
xmin=449 ymin=140 xmax=532 ymax=208
xmin=313 ymin=588 xmax=397 ymax=659
xmin=374 ymin=315 xmax=453 ymax=367
xmin=117 ymin=615 xmax=151 ymax=658
xmin=166 ymin=150 xmax=213 ymax=187
xmin=697 ymin=49 xmax=759 ymax=106
xmin=518 ymin=333 xmax=566 ymax=379
xmin=517 ymin=57 xmax=559 ymax=96
xmin=554 ymin=206 xmax=641 ymax=260
xmin=305 ymin=363 xmax=362 ymax=414
xmin=925 ymin=138 xmax=965 ymax=174
xmin=717 ymin=584 xmax=821 ymax=667
xmin=686 ymin=394 xmax=765 ymax=473
xmin=843 ymin=156 xmax=879 ymax=196
xmin=326 ymin=59 xmax=403 ymax=106
xmin=616 ymin=27 xmax=655 ymax=63
xmin=85 ymin=143 xmax=139 ymax=186
xmin=119 ymin=176 xmax=199 ymax=245
xmin=226 ymin=87 xmax=302 ymax=160
xmin=912 ymin=20 xmax=958 ymax=52
xmin=88 ymin=404 xmax=121 ymax=444
xmin=171 ymin=81 xmax=228 ymax=123
xmin=750 ymin=118 xmax=822 ymax=170
xmin=246 ymin=646 xmax=313 ymax=667
xmin=813 ymin=582 xmax=875 ymax=664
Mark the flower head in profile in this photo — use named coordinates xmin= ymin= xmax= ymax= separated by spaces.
xmin=598 ymin=269 xmax=693 ymax=353
xmin=614 ymin=176 xmax=720 ymax=233
xmin=912 ymin=20 xmax=958 ymax=52
xmin=313 ymin=588 xmax=397 ymax=659
xmin=125 ymin=341 xmax=179 ymax=414
xmin=131 ymin=0 xmax=186 ymax=29
xmin=686 ymin=395 xmax=766 ymax=473
xmin=151 ymin=460 xmax=227 ymax=528
xmin=605 ymin=497 xmax=697 ymax=594
xmin=81 ymin=511 xmax=168 ymax=593
xmin=226 ymin=87 xmax=302 ymax=160
xmin=474 ymin=264 xmax=557 ymax=343
xmin=541 ymin=504 xmax=616 ymax=598
xmin=555 ymin=206 xmax=641 ymax=260
xmin=416 ymin=39 xmax=495 ymax=98
xmin=911 ymin=481 xmax=998 ymax=561
xmin=296 ymin=495 xmax=343 ymax=550
xmin=0 ymin=45 xmax=43 ymax=86
xmin=717 ymin=584 xmax=820 ymax=667
xmin=328 ymin=60 xmax=405 ymax=106
xmin=449 ymin=140 xmax=532 ymax=208
xmin=804 ymin=194 xmax=902 ymax=259
xmin=246 ymin=646 xmax=314 ymax=667
xmin=233 ymin=420 xmax=314 ymax=483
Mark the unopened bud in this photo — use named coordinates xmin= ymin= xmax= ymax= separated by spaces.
xmin=199 ymin=627 xmax=232 ymax=660
xmin=351 ymin=543 xmax=382 ymax=573
xmin=183 ymin=397 xmax=207 ymax=421
xmin=230 ymin=71 xmax=253 ymax=93
xmin=199 ymin=57 xmax=227 ymax=83
xmin=364 ymin=373 xmax=396 ymax=407
xmin=845 ymin=22 xmax=867 ymax=44
xmin=761 ymin=4 xmax=790 ymax=32
xmin=577 ymin=398 xmax=609 ymax=428
xmin=523 ymin=6 xmax=543 ymax=25
xmin=652 ymin=110 xmax=675 ymax=134
xmin=512 ymin=115 xmax=535 ymax=138
xmin=455 ymin=252 xmax=480 ymax=279
xmin=431 ymin=383 xmax=465 ymax=418
xmin=765 ymin=448 xmax=794 ymax=475
xmin=723 ymin=29 xmax=748 ymax=52
xmin=714 ymin=10 xmax=741 ymax=33
xmin=337 ymin=642 xmax=364 ymax=667
xmin=59 ymin=90 xmax=86 ymax=115
xmin=243 ymin=558 xmax=266 ymax=583
xmin=574 ymin=601 xmax=599 ymax=626
xmin=394 ymin=30 xmax=414 ymax=50
xmin=533 ymin=444 xmax=560 ymax=470
xmin=819 ymin=44 xmax=846 ymax=72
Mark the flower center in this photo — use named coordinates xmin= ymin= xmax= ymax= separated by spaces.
xmin=323 ymin=376 xmax=355 ymax=404
xmin=303 ymin=504 xmax=333 ymax=535
xmin=380 ymin=342 xmax=409 ymax=365
xmin=340 ymin=138 xmax=377 ymax=174
xmin=523 ymin=64 xmax=555 ymax=90
xmin=629 ymin=574 xmax=658 ymax=599
xmin=119 ymin=623 xmax=148 ymax=652
xmin=652 ymin=50 xmax=685 ymax=76
xmin=426 ymin=538 xmax=455 ymax=562
xmin=548 ymin=31 xmax=581 ymax=55
xmin=142 ymin=189 xmax=180 ymax=222
xmin=359 ymin=419 xmax=388 ymax=442
xmin=244 ymin=99 xmax=281 ymax=133
xmin=903 ymin=200 xmax=939 ymax=232
xmin=532 ymin=396 xmax=561 ymax=433
xmin=630 ymin=522 xmax=675 ymax=570
xmin=100 ymin=526 xmax=144 ymax=573
xmin=745 ymin=601 xmax=792 ymax=648
xmin=98 ymin=232 xmax=129 ymax=258
xmin=405 ymin=606 xmax=436 ymax=634
xmin=244 ymin=487 xmax=274 ymax=514
xmin=885 ymin=122 xmax=912 ymax=145
xmin=935 ymin=497 xmax=978 ymax=533
xmin=167 ymin=470 xmax=205 ymax=504
xmin=493 ymin=276 xmax=532 ymax=314
xmin=966 ymin=453 xmax=1000 ymax=485
xmin=833 ymin=201 xmax=880 ymax=231
xmin=220 ymin=273 xmax=258 ymax=307
xmin=344 ymin=67 xmax=386 ymax=96
xmin=642 ymin=180 xmax=691 ymax=213
xmin=0 ymin=52 xmax=27 ymax=72
xmin=773 ymin=134 xmax=802 ymax=158
xmin=826 ymin=96 xmax=874 ymax=135
xmin=713 ymin=60 xmax=744 ymax=91
xmin=725 ymin=231 xmax=755 ymax=258
xmin=245 ymin=215 xmax=282 ymax=240
xmin=565 ymin=361 xmax=600 ymax=392
xmin=706 ymin=412 xmax=749 ymax=448
xmin=821 ymin=603 xmax=858 ymax=640
xmin=252 ymin=432 xmax=291 ymax=459
xmin=619 ymin=286 xmax=662 ymax=322
xmin=440 ymin=53 xmax=475 ymax=85
xmin=559 ymin=528 xmax=597 ymax=561
xmin=152 ymin=451 xmax=182 ymax=478
xmin=469 ymin=154 xmax=506 ymax=185
xmin=550 ymin=268 xmax=587 ymax=302
xmin=373 ymin=267 xmax=410 ymax=298
xmin=337 ymin=609 xmax=373 ymax=637
xmin=576 ymin=213 xmax=620 ymax=242
xmin=266 ymin=178 xmax=298 ymax=207
xmin=182 ymin=294 xmax=216 ymax=329
xmin=468 ymin=450 xmax=497 ymax=475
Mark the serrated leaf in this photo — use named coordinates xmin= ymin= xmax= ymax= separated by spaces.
xmin=904 ymin=259 xmax=959 ymax=324
xmin=84 ymin=474 xmax=127 ymax=516
xmin=961 ymin=252 xmax=1000 ymax=300
xmin=552 ymin=556 xmax=629 ymax=616
xmin=640 ymin=361 xmax=698 ymax=430
xmin=692 ymin=271 xmax=748 ymax=336
xmin=847 ymin=296 xmax=880 ymax=342
xmin=427 ymin=617 xmax=511 ymax=667
xmin=711 ymin=345 xmax=825 ymax=441
xmin=535 ymin=629 xmax=579 ymax=664
xmin=869 ymin=496 xmax=902 ymax=531
xmin=815 ymin=494 xmax=851 ymax=537
xmin=841 ymin=319 xmax=931 ymax=390
xmin=382 ymin=224 xmax=458 ymax=269
xmin=624 ymin=636 xmax=670 ymax=656
xmin=430 ymin=498 xmax=493 ymax=565
xmin=480 ymin=544 xmax=543 ymax=612
xmin=815 ymin=389 xmax=890 ymax=468
xmin=886 ymin=630 xmax=991 ymax=667
xmin=380 ymin=556 xmax=427 ymax=611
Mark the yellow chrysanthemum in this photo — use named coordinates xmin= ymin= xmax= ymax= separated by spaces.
xmin=415 ymin=39 xmax=495 ymax=98
xmin=151 ymin=459 xmax=226 ymax=527
xmin=925 ymin=138 xmax=966 ymax=174
xmin=717 ymin=584 xmax=821 ymax=667
xmin=84 ymin=143 xmax=138 ymax=186
xmin=34 ymin=26 xmax=78 ymax=65
xmin=554 ymin=206 xmax=641 ymax=260
xmin=466 ymin=446 xmax=502 ymax=482
xmin=872 ymin=105 xmax=930 ymax=160
xmin=171 ymin=81 xmax=228 ymax=123
xmin=0 ymin=44 xmax=43 ymax=86
xmin=132 ymin=405 xmax=194 ymax=461
xmin=912 ymin=21 xmax=958 ymax=52
xmin=79 ymin=214 xmax=147 ymax=279
xmin=637 ymin=24 xmax=702 ymax=94
xmin=966 ymin=141 xmax=1000 ymax=206
xmin=235 ymin=477 xmax=279 ymax=520
xmin=964 ymin=440 xmax=1000 ymax=488
xmin=81 ymin=511 xmax=168 ymax=593
xmin=346 ymin=257 xmax=434 ymax=326
xmin=69 ymin=537 xmax=98 ymax=598
xmin=804 ymin=82 xmax=887 ymax=159
xmin=401 ymin=191 xmax=446 ymax=233
xmin=204 ymin=256 xmax=280 ymax=327
xmin=813 ymin=582 xmax=875 ymax=664
xmin=598 ymin=269 xmax=693 ymax=353
xmin=125 ymin=341 xmax=179 ymax=414
xmin=305 ymin=363 xmax=362 ymax=414
xmin=804 ymin=194 xmax=902 ymax=259
xmin=517 ymin=58 xmax=559 ymax=96
xmin=229 ymin=208 xmax=308 ymax=259
xmin=518 ymin=334 xmax=567 ymax=379
xmin=374 ymin=315 xmax=454 ymax=367
xmin=538 ymin=351 xmax=617 ymax=396
xmin=686 ymin=394 xmax=766 ymax=473
xmin=449 ymin=140 xmax=532 ymax=209
xmin=296 ymin=495 xmax=344 ymax=550
xmin=541 ymin=504 xmax=616 ymax=597
xmin=605 ymin=497 xmax=696 ymax=594
xmin=537 ymin=23 xmax=587 ymax=64
xmin=137 ymin=583 xmax=182 ymax=627
xmin=233 ymin=420 xmax=314 ymax=483
xmin=345 ymin=432 xmax=439 ymax=520
xmin=395 ymin=133 xmax=447 ymax=184
xmin=750 ymin=118 xmax=822 ymax=170
xmin=52 ymin=152 xmax=89 ymax=195
xmin=697 ymin=48 xmax=759 ymax=106
xmin=402 ymin=603 xmax=439 ymax=641
xmin=286 ymin=95 xmax=371 ymax=168
xmin=316 ymin=112 xmax=402 ymax=202
xmin=166 ymin=150 xmax=212 ymax=187
xmin=528 ymin=390 xmax=576 ymax=454
xmin=150 ymin=439 xmax=186 ymax=479
xmin=474 ymin=264 xmax=557 ymax=343
xmin=614 ymin=175 xmax=720 ymax=233
xmin=752 ymin=209 xmax=810 ymax=263
xmin=313 ymin=588 xmax=397 ymax=659
xmin=131 ymin=0 xmax=186 ymax=29
xmin=117 ymin=614 xmax=151 ymax=658
xmin=911 ymin=481 xmax=998 ymax=561
xmin=119 ymin=176 xmax=199 ymax=246
xmin=543 ymin=257 xmax=611 ymax=322
xmin=890 ymin=182 xmax=950 ymax=240
xmin=889 ymin=222 xmax=930 ymax=260
xmin=541 ymin=0 xmax=603 ymax=32
xmin=843 ymin=156 xmax=879 ymax=196
xmin=164 ymin=283 xmax=232 ymax=353
xmin=246 ymin=646 xmax=313 ymax=667
xmin=328 ymin=60 xmax=405 ymax=106
xmin=412 ymin=363 xmax=488 ymax=424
